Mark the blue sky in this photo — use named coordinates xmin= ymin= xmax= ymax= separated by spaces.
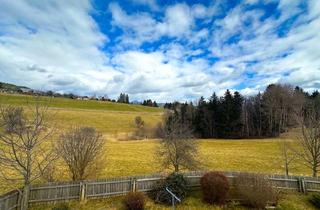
xmin=0 ymin=0 xmax=319 ymax=102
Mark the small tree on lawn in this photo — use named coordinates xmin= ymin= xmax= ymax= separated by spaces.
xmin=57 ymin=126 xmax=105 ymax=181
xmin=134 ymin=116 xmax=145 ymax=139
xmin=0 ymin=102 xmax=57 ymax=210
xmin=278 ymin=138 xmax=296 ymax=177
xmin=157 ymin=111 xmax=199 ymax=172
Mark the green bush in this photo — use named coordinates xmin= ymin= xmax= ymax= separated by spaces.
xmin=123 ymin=192 xmax=145 ymax=210
xmin=309 ymin=193 xmax=320 ymax=208
xmin=149 ymin=173 xmax=188 ymax=205
xmin=200 ymin=171 xmax=230 ymax=205
xmin=51 ymin=203 xmax=70 ymax=210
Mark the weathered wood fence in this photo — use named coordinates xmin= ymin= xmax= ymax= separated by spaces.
xmin=1 ymin=171 xmax=320 ymax=210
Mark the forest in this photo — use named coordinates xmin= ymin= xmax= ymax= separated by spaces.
xmin=164 ymin=84 xmax=320 ymax=139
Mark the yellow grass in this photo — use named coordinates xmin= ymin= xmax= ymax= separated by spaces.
xmin=51 ymin=108 xmax=162 ymax=134
xmin=29 ymin=192 xmax=316 ymax=210
xmin=0 ymin=94 xmax=312 ymax=196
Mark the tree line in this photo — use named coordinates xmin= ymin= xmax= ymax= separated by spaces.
xmin=164 ymin=84 xmax=320 ymax=139
xmin=142 ymin=99 xmax=158 ymax=107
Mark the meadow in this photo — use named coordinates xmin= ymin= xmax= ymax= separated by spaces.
xmin=0 ymin=95 xmax=310 ymax=184
xmin=0 ymin=94 xmax=315 ymax=209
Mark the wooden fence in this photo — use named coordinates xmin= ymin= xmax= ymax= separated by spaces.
xmin=1 ymin=171 xmax=320 ymax=210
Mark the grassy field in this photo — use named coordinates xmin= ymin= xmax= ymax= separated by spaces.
xmin=0 ymin=94 xmax=163 ymax=135
xmin=0 ymin=93 xmax=314 ymax=210
xmin=0 ymin=94 xmax=162 ymax=113
xmin=24 ymin=138 xmax=307 ymax=186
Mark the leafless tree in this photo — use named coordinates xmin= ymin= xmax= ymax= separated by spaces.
xmin=0 ymin=103 xmax=56 ymax=210
xmin=295 ymin=106 xmax=320 ymax=177
xmin=277 ymin=138 xmax=296 ymax=177
xmin=57 ymin=126 xmax=105 ymax=181
xmin=157 ymin=112 xmax=199 ymax=172
xmin=134 ymin=116 xmax=145 ymax=139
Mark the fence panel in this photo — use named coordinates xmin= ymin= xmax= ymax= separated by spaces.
xmin=305 ymin=178 xmax=320 ymax=192
xmin=29 ymin=182 xmax=80 ymax=203
xmin=0 ymin=190 xmax=20 ymax=210
xmin=2 ymin=171 xmax=320 ymax=208
xmin=268 ymin=174 xmax=300 ymax=190
xmin=86 ymin=177 xmax=132 ymax=198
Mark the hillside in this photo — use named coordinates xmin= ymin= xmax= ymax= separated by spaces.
xmin=0 ymin=93 xmax=162 ymax=113
xmin=0 ymin=94 xmax=163 ymax=135
xmin=0 ymin=81 xmax=30 ymax=92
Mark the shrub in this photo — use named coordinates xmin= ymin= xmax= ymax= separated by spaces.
xmin=123 ymin=192 xmax=145 ymax=210
xmin=309 ymin=193 xmax=320 ymax=208
xmin=234 ymin=173 xmax=279 ymax=209
xmin=149 ymin=173 xmax=188 ymax=205
xmin=51 ymin=203 xmax=70 ymax=210
xmin=200 ymin=171 xmax=230 ymax=205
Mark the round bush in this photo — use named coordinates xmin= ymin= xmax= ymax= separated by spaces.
xmin=200 ymin=171 xmax=230 ymax=205
xmin=123 ymin=192 xmax=145 ymax=210
xmin=149 ymin=173 xmax=188 ymax=205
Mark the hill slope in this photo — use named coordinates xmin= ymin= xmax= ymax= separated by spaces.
xmin=0 ymin=94 xmax=163 ymax=134
xmin=0 ymin=82 xmax=30 ymax=92
xmin=0 ymin=93 xmax=162 ymax=112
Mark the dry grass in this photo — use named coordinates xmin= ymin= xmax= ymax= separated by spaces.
xmin=32 ymin=138 xmax=308 ymax=183
xmin=29 ymin=191 xmax=317 ymax=210
xmin=0 ymin=138 xmax=310 ymax=193
xmin=0 ymin=94 xmax=311 ymax=195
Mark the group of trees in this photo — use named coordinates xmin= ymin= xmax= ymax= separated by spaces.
xmin=117 ymin=93 xmax=130 ymax=103
xmin=165 ymin=84 xmax=320 ymax=139
xmin=142 ymin=99 xmax=158 ymax=107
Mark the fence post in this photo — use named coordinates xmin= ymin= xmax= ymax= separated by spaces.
xmin=132 ymin=178 xmax=137 ymax=192
xmin=298 ymin=178 xmax=306 ymax=193
xmin=301 ymin=178 xmax=306 ymax=193
xmin=80 ymin=182 xmax=86 ymax=202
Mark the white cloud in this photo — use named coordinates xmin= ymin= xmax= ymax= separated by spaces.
xmin=109 ymin=3 xmax=196 ymax=45
xmin=0 ymin=0 xmax=114 ymax=95
xmin=0 ymin=0 xmax=319 ymax=102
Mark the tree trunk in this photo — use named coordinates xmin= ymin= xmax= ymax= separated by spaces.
xmin=21 ymin=185 xmax=30 ymax=210
xmin=174 ymin=164 xmax=179 ymax=172
xmin=285 ymin=161 xmax=289 ymax=177
xmin=313 ymin=165 xmax=317 ymax=177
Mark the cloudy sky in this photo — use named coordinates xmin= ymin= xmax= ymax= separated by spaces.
xmin=0 ymin=0 xmax=319 ymax=102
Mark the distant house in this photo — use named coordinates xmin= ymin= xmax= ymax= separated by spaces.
xmin=20 ymin=88 xmax=33 ymax=93
xmin=77 ymin=96 xmax=89 ymax=100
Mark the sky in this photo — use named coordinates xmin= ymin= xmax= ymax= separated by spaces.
xmin=0 ymin=0 xmax=319 ymax=102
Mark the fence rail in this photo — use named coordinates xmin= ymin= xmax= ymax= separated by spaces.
xmin=1 ymin=171 xmax=320 ymax=210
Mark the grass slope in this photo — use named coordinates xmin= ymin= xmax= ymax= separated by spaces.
xmin=0 ymin=94 xmax=162 ymax=112
xmin=0 ymin=94 xmax=163 ymax=135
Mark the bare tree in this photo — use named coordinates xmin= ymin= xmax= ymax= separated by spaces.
xmin=0 ymin=103 xmax=56 ymax=210
xmin=57 ymin=126 xmax=105 ymax=181
xmin=134 ymin=116 xmax=145 ymax=139
xmin=157 ymin=112 xmax=199 ymax=172
xmin=277 ymin=138 xmax=296 ymax=177
xmin=295 ymin=107 xmax=320 ymax=177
